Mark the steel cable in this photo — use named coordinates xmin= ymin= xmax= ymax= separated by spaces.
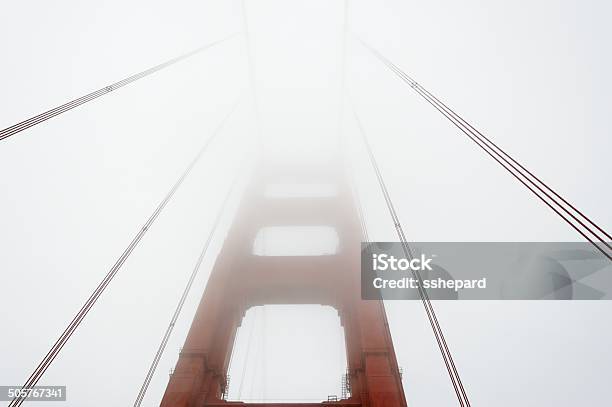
xmin=9 ymin=100 xmax=241 ymax=407
xmin=357 ymin=38 xmax=611 ymax=261
xmin=0 ymin=34 xmax=237 ymax=143
xmin=133 ymin=171 xmax=240 ymax=407
xmin=349 ymin=97 xmax=471 ymax=406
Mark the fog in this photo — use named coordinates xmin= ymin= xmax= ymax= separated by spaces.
xmin=1 ymin=0 xmax=611 ymax=406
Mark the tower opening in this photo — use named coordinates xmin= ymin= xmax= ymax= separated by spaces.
xmin=253 ymin=226 xmax=339 ymax=256
xmin=226 ymin=305 xmax=347 ymax=402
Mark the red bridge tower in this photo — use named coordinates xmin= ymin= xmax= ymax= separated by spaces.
xmin=161 ymin=161 xmax=407 ymax=407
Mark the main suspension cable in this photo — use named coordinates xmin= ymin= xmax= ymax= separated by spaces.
xmin=349 ymin=96 xmax=471 ymax=406
xmin=133 ymin=171 xmax=240 ymax=407
xmin=357 ymin=38 xmax=611 ymax=261
xmin=8 ymin=100 xmax=241 ymax=407
xmin=0 ymin=34 xmax=237 ymax=143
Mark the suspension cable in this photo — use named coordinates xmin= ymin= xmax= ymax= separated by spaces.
xmin=348 ymin=96 xmax=471 ymax=406
xmin=8 ymin=100 xmax=241 ymax=407
xmin=357 ymin=38 xmax=611 ymax=261
xmin=133 ymin=171 xmax=240 ymax=407
xmin=0 ymin=34 xmax=237 ymax=143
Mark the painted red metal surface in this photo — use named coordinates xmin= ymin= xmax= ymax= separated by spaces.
xmin=161 ymin=162 xmax=407 ymax=407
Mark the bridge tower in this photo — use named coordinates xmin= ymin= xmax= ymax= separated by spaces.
xmin=161 ymin=160 xmax=407 ymax=407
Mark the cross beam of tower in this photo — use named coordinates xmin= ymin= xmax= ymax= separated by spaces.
xmin=161 ymin=160 xmax=407 ymax=407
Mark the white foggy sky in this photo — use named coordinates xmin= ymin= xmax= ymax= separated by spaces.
xmin=1 ymin=0 xmax=611 ymax=406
